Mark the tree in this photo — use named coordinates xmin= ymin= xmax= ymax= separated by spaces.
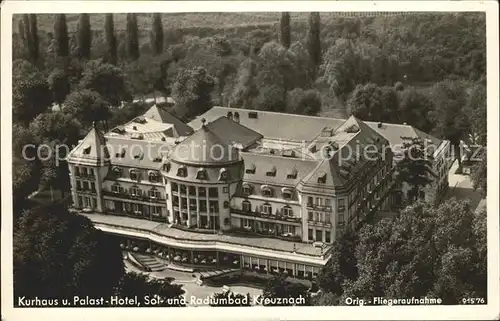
xmin=470 ymin=150 xmax=486 ymax=196
xmin=429 ymin=80 xmax=469 ymax=166
xmin=334 ymin=199 xmax=486 ymax=305
xmin=230 ymin=58 xmax=258 ymax=109
xmin=78 ymin=59 xmax=132 ymax=107
xmin=29 ymin=110 xmax=82 ymax=147
xmin=398 ymin=87 xmax=435 ymax=133
xmin=307 ymin=12 xmax=321 ymax=79
xmin=14 ymin=204 xmax=125 ymax=301
xmin=209 ymin=291 xmax=251 ymax=306
xmin=262 ymin=274 xmax=311 ymax=306
xmin=465 ymin=83 xmax=486 ymax=146
xmin=286 ymin=88 xmax=322 ymax=116
xmin=395 ymin=138 xmax=436 ymax=202
xmin=317 ymin=228 xmax=358 ymax=296
xmin=150 ymin=13 xmax=164 ymax=55
xmin=280 ymin=12 xmax=291 ymax=49
xmin=254 ymin=84 xmax=286 ymax=112
xmin=54 ymin=14 xmax=69 ymax=57
xmin=104 ymin=13 xmax=117 ymax=65
xmin=171 ymin=67 xmax=214 ymax=120
xmin=126 ymin=13 xmax=140 ymax=61
xmin=346 ymin=84 xmax=398 ymax=122
xmin=244 ymin=29 xmax=273 ymax=56
xmin=48 ymin=68 xmax=71 ymax=104
xmin=28 ymin=14 xmax=39 ymax=64
xmin=13 ymin=66 xmax=52 ymax=125
xmin=21 ymin=15 xmax=32 ymax=61
xmin=77 ymin=13 xmax=92 ymax=60
xmin=117 ymin=272 xmax=185 ymax=307
xmin=63 ymin=89 xmax=111 ymax=128
xmin=123 ymin=55 xmax=164 ymax=98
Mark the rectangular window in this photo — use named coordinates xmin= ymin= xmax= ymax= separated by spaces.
xmin=75 ymin=167 xmax=81 ymax=176
xmin=77 ymin=196 xmax=83 ymax=206
xmin=338 ymin=213 xmax=345 ymax=225
xmin=307 ymin=197 xmax=313 ymax=206
xmin=82 ymin=167 xmax=88 ymax=175
xmin=90 ymin=182 xmax=96 ymax=192
xmin=316 ymin=197 xmax=322 ymax=206
xmin=308 ymin=229 xmax=313 ymax=241
xmin=325 ymin=199 xmax=331 ymax=208
xmin=316 ymin=230 xmax=322 ymax=242
xmin=338 ymin=199 xmax=345 ymax=211
xmin=223 ymin=186 xmax=229 ymax=193
xmin=151 ymin=206 xmax=160 ymax=216
xmin=83 ymin=181 xmax=89 ymax=190
xmin=90 ymin=168 xmax=95 ymax=177
xmin=308 ymin=211 xmax=313 ymax=221
xmin=208 ymin=187 xmax=218 ymax=197
xmin=325 ymin=232 xmax=331 ymax=243
xmin=262 ymin=204 xmax=272 ymax=215
xmin=76 ymin=181 xmax=82 ymax=190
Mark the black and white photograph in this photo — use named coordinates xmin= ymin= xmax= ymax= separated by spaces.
xmin=1 ymin=1 xmax=498 ymax=320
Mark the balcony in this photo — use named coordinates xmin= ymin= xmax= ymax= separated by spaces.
xmin=231 ymin=208 xmax=301 ymax=223
xmin=307 ymin=204 xmax=332 ymax=212
xmin=307 ymin=220 xmax=332 ymax=228
xmin=228 ymin=227 xmax=302 ymax=242
xmin=75 ymin=172 xmax=96 ymax=179
xmin=102 ymin=190 xmax=165 ymax=204
xmin=76 ymin=187 xmax=97 ymax=195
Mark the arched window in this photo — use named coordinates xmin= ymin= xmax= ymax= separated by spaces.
xmin=282 ymin=188 xmax=293 ymax=200
xmin=148 ymin=171 xmax=160 ymax=183
xmin=223 ymin=218 xmax=230 ymax=226
xmin=129 ymin=169 xmax=140 ymax=181
xmin=177 ymin=166 xmax=187 ymax=177
xmin=130 ymin=185 xmax=142 ymax=197
xmin=261 ymin=185 xmax=273 ymax=197
xmin=282 ymin=206 xmax=293 ymax=217
xmin=219 ymin=168 xmax=229 ymax=181
xmin=227 ymin=111 xmax=233 ymax=120
xmin=196 ymin=168 xmax=208 ymax=180
xmin=223 ymin=201 xmax=229 ymax=209
xmin=261 ymin=203 xmax=272 ymax=215
xmin=242 ymin=183 xmax=253 ymax=196
xmin=242 ymin=200 xmax=252 ymax=212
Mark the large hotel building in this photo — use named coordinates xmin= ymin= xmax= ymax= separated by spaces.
xmin=67 ymin=105 xmax=451 ymax=279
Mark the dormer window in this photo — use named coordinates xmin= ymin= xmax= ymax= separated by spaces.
xmin=286 ymin=168 xmax=298 ymax=179
xmin=115 ymin=147 xmax=126 ymax=158
xmin=129 ymin=169 xmax=140 ymax=181
xmin=227 ymin=111 xmax=233 ymax=120
xmin=148 ymin=171 xmax=160 ymax=183
xmin=219 ymin=168 xmax=229 ymax=181
xmin=111 ymin=184 xmax=123 ymax=194
xmin=242 ymin=183 xmax=253 ymax=196
xmin=177 ymin=166 xmax=187 ymax=177
xmin=82 ymin=144 xmax=91 ymax=155
xmin=245 ymin=164 xmax=256 ymax=174
xmin=266 ymin=165 xmax=276 ymax=177
xmin=133 ymin=150 xmax=144 ymax=160
xmin=113 ymin=166 xmax=121 ymax=177
xmin=162 ymin=161 xmax=171 ymax=172
xmin=196 ymin=168 xmax=207 ymax=180
xmin=261 ymin=185 xmax=273 ymax=197
xmin=282 ymin=188 xmax=293 ymax=200
xmin=234 ymin=112 xmax=240 ymax=123
xmin=317 ymin=171 xmax=327 ymax=184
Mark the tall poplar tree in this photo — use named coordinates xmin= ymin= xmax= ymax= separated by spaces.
xmin=307 ymin=12 xmax=321 ymax=79
xmin=280 ymin=12 xmax=291 ymax=49
xmin=77 ymin=13 xmax=92 ymax=60
xmin=126 ymin=13 xmax=140 ymax=61
xmin=150 ymin=13 xmax=164 ymax=55
xmin=104 ymin=13 xmax=117 ymax=65
xmin=29 ymin=14 xmax=39 ymax=64
xmin=54 ymin=14 xmax=69 ymax=57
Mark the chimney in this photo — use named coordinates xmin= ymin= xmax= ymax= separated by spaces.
xmin=403 ymin=122 xmax=407 ymax=125
xmin=377 ymin=122 xmax=382 ymax=128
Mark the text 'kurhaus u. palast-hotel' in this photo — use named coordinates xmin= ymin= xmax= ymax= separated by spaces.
xmin=66 ymin=104 xmax=452 ymax=279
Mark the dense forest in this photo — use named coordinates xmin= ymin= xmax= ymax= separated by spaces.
xmin=12 ymin=12 xmax=488 ymax=306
